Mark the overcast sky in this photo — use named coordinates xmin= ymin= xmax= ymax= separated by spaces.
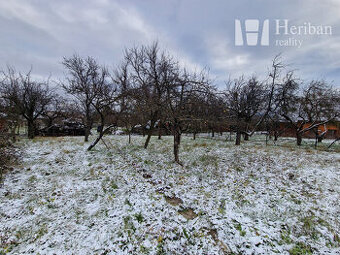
xmin=1 ymin=0 xmax=340 ymax=88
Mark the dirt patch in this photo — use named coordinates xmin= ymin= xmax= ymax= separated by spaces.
xmin=208 ymin=228 xmax=232 ymax=255
xmin=178 ymin=208 xmax=197 ymax=220
xmin=165 ymin=196 xmax=183 ymax=206
xmin=142 ymin=173 xmax=152 ymax=179
xmin=208 ymin=228 xmax=218 ymax=241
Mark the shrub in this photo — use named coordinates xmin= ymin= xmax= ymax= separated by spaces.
xmin=0 ymin=133 xmax=18 ymax=185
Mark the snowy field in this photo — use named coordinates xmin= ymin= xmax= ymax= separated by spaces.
xmin=0 ymin=135 xmax=339 ymax=255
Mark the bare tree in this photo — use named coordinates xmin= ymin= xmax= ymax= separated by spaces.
xmin=265 ymin=71 xmax=298 ymax=143
xmin=204 ymin=92 xmax=224 ymax=138
xmin=62 ymin=54 xmax=102 ymax=142
xmin=186 ymin=89 xmax=216 ymax=140
xmin=165 ymin=68 xmax=211 ymax=163
xmin=301 ymin=81 xmax=338 ymax=147
xmin=222 ymin=76 xmax=265 ymax=145
xmin=1 ymin=67 xmax=53 ymax=139
xmin=221 ymin=55 xmax=287 ymax=145
xmin=41 ymin=95 xmax=67 ymax=128
xmin=0 ymin=94 xmax=20 ymax=142
xmin=87 ymin=66 xmax=119 ymax=151
xmin=123 ymin=42 xmax=169 ymax=149
xmin=279 ymin=80 xmax=338 ymax=146
xmin=114 ymin=60 xmax=139 ymax=144
xmin=118 ymin=98 xmax=141 ymax=144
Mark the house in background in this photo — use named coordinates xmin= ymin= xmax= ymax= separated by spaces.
xmin=306 ymin=122 xmax=339 ymax=139
xmin=278 ymin=121 xmax=339 ymax=139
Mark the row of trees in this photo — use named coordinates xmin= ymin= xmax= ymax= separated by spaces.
xmin=0 ymin=43 xmax=339 ymax=163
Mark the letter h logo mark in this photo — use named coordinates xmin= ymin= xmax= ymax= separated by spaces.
xmin=235 ymin=19 xmax=269 ymax=46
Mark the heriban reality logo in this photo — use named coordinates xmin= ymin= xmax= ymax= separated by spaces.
xmin=235 ymin=19 xmax=332 ymax=48
xmin=235 ymin=19 xmax=269 ymax=46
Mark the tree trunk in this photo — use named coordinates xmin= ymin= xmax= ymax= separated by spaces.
xmin=158 ymin=122 xmax=162 ymax=140
xmin=317 ymin=136 xmax=323 ymax=143
xmin=211 ymin=129 xmax=215 ymax=138
xmin=84 ymin=108 xmax=92 ymax=142
xmin=88 ymin=118 xmax=103 ymax=151
xmin=27 ymin=120 xmax=35 ymax=139
xmin=84 ymin=127 xmax=90 ymax=142
xmin=47 ymin=118 xmax=53 ymax=128
xmin=87 ymin=123 xmax=115 ymax=151
xmin=314 ymin=136 xmax=318 ymax=148
xmin=87 ymin=111 xmax=110 ymax=150
xmin=296 ymin=132 xmax=302 ymax=146
xmin=128 ymin=132 xmax=131 ymax=144
xmin=173 ymin=129 xmax=181 ymax=163
xmin=10 ymin=126 xmax=16 ymax=143
xmin=244 ymin=133 xmax=249 ymax=141
xmin=193 ymin=132 xmax=196 ymax=140
xmin=144 ymin=130 xmax=152 ymax=149
xmin=235 ymin=130 xmax=241 ymax=145
xmin=144 ymin=117 xmax=157 ymax=149
xmin=87 ymin=131 xmax=103 ymax=151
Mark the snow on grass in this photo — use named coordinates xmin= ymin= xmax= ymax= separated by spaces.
xmin=0 ymin=135 xmax=339 ymax=254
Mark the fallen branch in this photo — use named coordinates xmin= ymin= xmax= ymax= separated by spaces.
xmin=87 ymin=124 xmax=116 ymax=151
xmin=328 ymin=137 xmax=340 ymax=149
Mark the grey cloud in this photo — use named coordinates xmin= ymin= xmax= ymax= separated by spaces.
xmin=0 ymin=0 xmax=339 ymax=88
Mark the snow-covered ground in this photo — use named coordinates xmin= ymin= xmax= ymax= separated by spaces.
xmin=0 ymin=135 xmax=339 ymax=254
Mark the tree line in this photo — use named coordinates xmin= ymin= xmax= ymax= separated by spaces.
xmin=1 ymin=43 xmax=339 ymax=163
